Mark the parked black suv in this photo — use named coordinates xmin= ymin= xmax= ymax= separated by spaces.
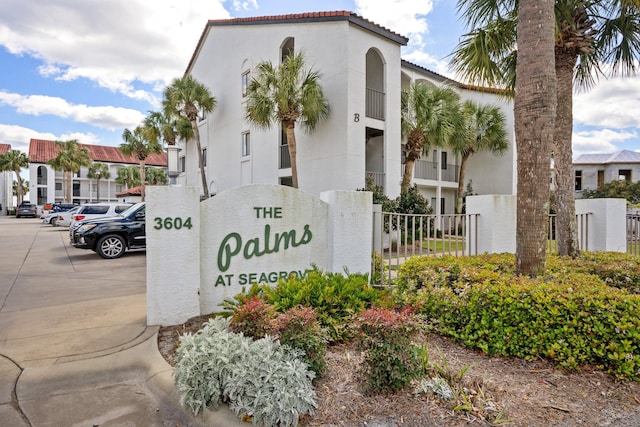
xmin=69 ymin=202 xmax=146 ymax=259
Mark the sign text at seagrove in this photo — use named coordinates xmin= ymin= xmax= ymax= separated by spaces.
xmin=214 ymin=206 xmax=313 ymax=287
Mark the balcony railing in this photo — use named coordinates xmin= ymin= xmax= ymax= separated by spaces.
xmin=279 ymin=144 xmax=291 ymax=169
xmin=366 ymin=88 xmax=385 ymax=120
xmin=412 ymin=160 xmax=459 ymax=182
xmin=366 ymin=171 xmax=385 ymax=188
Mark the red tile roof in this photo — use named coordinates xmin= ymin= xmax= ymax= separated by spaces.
xmin=28 ymin=139 xmax=167 ymax=167
xmin=0 ymin=144 xmax=11 ymax=154
xmin=186 ymin=10 xmax=408 ymax=75
xmin=116 ymin=185 xmax=143 ymax=197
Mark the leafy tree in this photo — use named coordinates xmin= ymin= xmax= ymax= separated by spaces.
xmin=400 ymin=82 xmax=464 ymax=193
xmin=87 ymin=162 xmax=110 ymax=202
xmin=120 ymin=124 xmax=163 ymax=202
xmin=245 ymin=51 xmax=330 ymax=189
xmin=144 ymin=110 xmax=192 ymax=147
xmin=0 ymin=149 xmax=30 ymax=204
xmin=450 ymin=0 xmax=640 ymax=257
xmin=146 ymin=167 xmax=168 ymax=185
xmin=450 ymin=100 xmax=508 ymax=214
xmin=582 ymin=180 xmax=640 ymax=204
xmin=116 ymin=165 xmax=140 ymax=189
xmin=163 ymin=75 xmax=217 ymax=199
xmin=47 ymin=140 xmax=92 ymax=203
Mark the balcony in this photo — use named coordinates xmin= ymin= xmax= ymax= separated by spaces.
xmin=411 ymin=160 xmax=459 ymax=182
xmin=366 ymin=88 xmax=385 ymax=121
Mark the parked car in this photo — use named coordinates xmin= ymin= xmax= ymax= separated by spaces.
xmin=16 ymin=201 xmax=38 ymax=218
xmin=40 ymin=203 xmax=76 ymax=218
xmin=68 ymin=202 xmax=133 ymax=230
xmin=55 ymin=206 xmax=81 ymax=228
xmin=69 ymin=202 xmax=146 ymax=259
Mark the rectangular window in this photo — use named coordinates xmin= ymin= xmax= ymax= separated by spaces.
xmin=433 ymin=150 xmax=438 ymax=168
xmin=441 ymin=152 xmax=448 ymax=170
xmin=202 ymin=148 xmax=207 ymax=167
xmin=440 ymin=198 xmax=446 ymax=215
xmin=55 ymin=182 xmax=62 ymax=191
xmin=179 ymin=156 xmax=186 ymax=173
xmin=242 ymin=71 xmax=250 ymax=97
xmin=73 ymin=182 xmax=80 ymax=197
xmin=619 ymin=169 xmax=632 ymax=182
xmin=575 ymin=170 xmax=583 ymax=191
xmin=242 ymin=132 xmax=251 ymax=157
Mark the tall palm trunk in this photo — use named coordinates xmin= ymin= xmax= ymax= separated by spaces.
xmin=515 ymin=0 xmax=557 ymax=276
xmin=191 ymin=119 xmax=210 ymax=199
xmin=285 ymin=123 xmax=299 ymax=188
xmin=554 ymin=49 xmax=579 ymax=257
xmin=96 ymin=177 xmax=101 ymax=202
xmin=402 ymin=157 xmax=416 ymax=193
xmin=65 ymin=170 xmax=73 ymax=203
xmin=15 ymin=173 xmax=24 ymax=205
xmin=456 ymin=152 xmax=471 ymax=214
xmin=140 ymin=160 xmax=146 ymax=202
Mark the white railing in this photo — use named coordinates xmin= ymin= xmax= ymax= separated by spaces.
xmin=628 ymin=214 xmax=640 ymax=255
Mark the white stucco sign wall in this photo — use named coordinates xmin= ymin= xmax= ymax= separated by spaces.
xmin=146 ymin=184 xmax=372 ymax=325
xmin=200 ymin=185 xmax=330 ymax=313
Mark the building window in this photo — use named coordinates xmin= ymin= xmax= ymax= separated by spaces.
xmin=575 ymin=170 xmax=583 ymax=191
xmin=242 ymin=132 xmax=251 ymax=157
xmin=179 ymin=156 xmax=186 ymax=173
xmin=202 ymin=148 xmax=207 ymax=167
xmin=73 ymin=182 xmax=80 ymax=197
xmin=433 ymin=150 xmax=438 ymax=168
xmin=441 ymin=151 xmax=448 ymax=170
xmin=619 ymin=169 xmax=632 ymax=182
xmin=55 ymin=182 xmax=62 ymax=191
xmin=242 ymin=71 xmax=250 ymax=97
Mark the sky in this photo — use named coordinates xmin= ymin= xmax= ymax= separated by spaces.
xmin=0 ymin=0 xmax=639 ymax=163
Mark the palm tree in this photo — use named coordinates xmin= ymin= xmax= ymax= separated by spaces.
xmin=163 ymin=75 xmax=217 ymax=198
xmin=450 ymin=0 xmax=640 ymax=257
xmin=245 ymin=51 xmax=330 ymax=189
xmin=47 ymin=140 xmax=92 ymax=204
xmin=400 ymin=82 xmax=464 ymax=193
xmin=514 ymin=0 xmax=557 ymax=275
xmin=120 ymin=124 xmax=163 ymax=202
xmin=12 ymin=180 xmax=29 ymax=204
xmin=87 ymin=162 xmax=111 ymax=202
xmin=450 ymin=100 xmax=508 ymax=214
xmin=0 ymin=149 xmax=30 ymax=205
xmin=116 ymin=166 xmax=140 ymax=189
xmin=145 ymin=110 xmax=193 ymax=147
xmin=146 ymin=167 xmax=168 ymax=185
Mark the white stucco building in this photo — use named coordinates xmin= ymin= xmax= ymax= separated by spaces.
xmin=176 ymin=11 xmax=516 ymax=214
xmin=573 ymin=150 xmax=640 ymax=196
xmin=28 ymin=139 xmax=167 ymax=207
xmin=0 ymin=144 xmax=13 ymax=215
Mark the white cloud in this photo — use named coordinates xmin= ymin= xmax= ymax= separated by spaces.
xmin=0 ymin=124 xmax=98 ymax=153
xmin=354 ymin=0 xmax=433 ymax=48
xmin=572 ymin=128 xmax=638 ymax=156
xmin=0 ymin=0 xmax=231 ymax=101
xmin=233 ymin=0 xmax=258 ymax=11
xmin=574 ymin=75 xmax=640 ymax=129
xmin=0 ymin=91 xmax=146 ymax=131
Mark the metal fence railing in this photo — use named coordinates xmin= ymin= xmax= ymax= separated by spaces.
xmin=546 ymin=213 xmax=591 ymax=253
xmin=372 ymin=211 xmax=478 ymax=285
xmin=628 ymin=214 xmax=640 ymax=255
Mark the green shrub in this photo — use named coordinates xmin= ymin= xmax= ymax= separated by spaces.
xmin=173 ymin=317 xmax=317 ymax=426
xmin=271 ymin=306 xmax=328 ymax=377
xmin=356 ymin=307 xmax=422 ymax=393
xmin=231 ymin=268 xmax=388 ymax=342
xmin=409 ymin=257 xmax=640 ymax=380
xmin=229 ymin=295 xmax=276 ymax=339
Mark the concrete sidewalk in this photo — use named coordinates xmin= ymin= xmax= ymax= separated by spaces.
xmin=0 ymin=217 xmax=240 ymax=426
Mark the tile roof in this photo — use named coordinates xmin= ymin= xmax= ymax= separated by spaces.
xmin=574 ymin=150 xmax=640 ymax=164
xmin=116 ymin=185 xmax=143 ymax=197
xmin=186 ymin=10 xmax=409 ymax=75
xmin=0 ymin=143 xmax=11 ymax=154
xmin=28 ymin=139 xmax=167 ymax=167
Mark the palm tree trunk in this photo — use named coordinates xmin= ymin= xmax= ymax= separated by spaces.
xmin=514 ymin=0 xmax=557 ymax=276
xmin=401 ymin=159 xmax=415 ymax=193
xmin=554 ymin=50 xmax=579 ymax=257
xmin=285 ymin=124 xmax=299 ymax=188
xmin=140 ymin=161 xmax=146 ymax=202
xmin=456 ymin=153 xmax=470 ymax=214
xmin=65 ymin=170 xmax=73 ymax=203
xmin=191 ymin=119 xmax=210 ymax=199
xmin=96 ymin=178 xmax=101 ymax=202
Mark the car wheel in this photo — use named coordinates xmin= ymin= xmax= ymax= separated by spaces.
xmin=96 ymin=235 xmax=126 ymax=259
xmin=51 ymin=217 xmax=58 ymax=226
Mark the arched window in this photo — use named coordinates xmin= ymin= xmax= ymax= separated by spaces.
xmin=365 ymin=49 xmax=385 ymax=120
